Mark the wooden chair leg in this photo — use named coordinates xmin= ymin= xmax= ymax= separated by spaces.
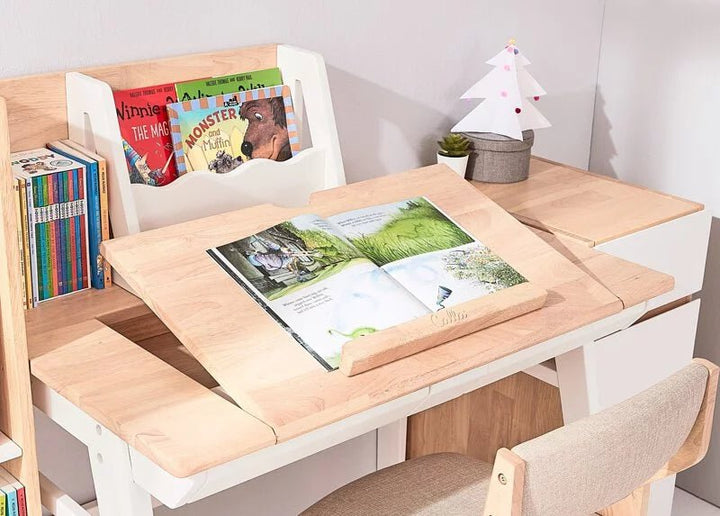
xmin=597 ymin=485 xmax=650 ymax=516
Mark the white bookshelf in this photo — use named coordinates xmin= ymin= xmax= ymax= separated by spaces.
xmin=0 ymin=431 xmax=21 ymax=464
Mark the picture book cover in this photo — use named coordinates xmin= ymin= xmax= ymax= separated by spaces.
xmin=208 ymin=197 xmax=528 ymax=370
xmin=10 ymin=148 xmax=85 ymax=178
xmin=175 ymin=68 xmax=283 ymax=101
xmin=167 ymin=85 xmax=300 ymax=175
xmin=113 ymin=83 xmax=179 ymax=186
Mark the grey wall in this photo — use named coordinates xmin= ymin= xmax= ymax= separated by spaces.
xmin=2 ymin=1 xmax=608 ymax=512
xmin=589 ymin=0 xmax=720 ymax=505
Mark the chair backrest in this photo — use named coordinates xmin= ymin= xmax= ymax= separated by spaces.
xmin=483 ymin=358 xmax=719 ymax=516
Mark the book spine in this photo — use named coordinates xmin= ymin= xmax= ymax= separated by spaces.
xmin=48 ymin=175 xmax=59 ymax=297
xmin=68 ymin=170 xmax=75 ymax=291
xmin=0 ymin=490 xmax=6 ymax=516
xmin=64 ymin=172 xmax=71 ymax=294
xmin=4 ymin=485 xmax=18 ymax=516
xmin=18 ymin=179 xmax=33 ymax=309
xmin=85 ymin=162 xmax=103 ymax=289
xmin=59 ymin=177 xmax=66 ymax=296
xmin=73 ymin=170 xmax=83 ymax=290
xmin=15 ymin=486 xmax=25 ymax=516
xmin=24 ymin=180 xmax=38 ymax=307
xmin=57 ymin=172 xmax=65 ymax=295
xmin=97 ymin=156 xmax=112 ymax=287
xmin=32 ymin=178 xmax=44 ymax=301
xmin=42 ymin=175 xmax=52 ymax=300
xmin=79 ymin=169 xmax=89 ymax=289
xmin=13 ymin=181 xmax=27 ymax=310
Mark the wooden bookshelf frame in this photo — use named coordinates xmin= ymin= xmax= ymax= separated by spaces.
xmin=0 ymin=97 xmax=41 ymax=515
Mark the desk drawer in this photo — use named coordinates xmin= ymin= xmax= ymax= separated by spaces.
xmin=596 ymin=210 xmax=711 ymax=310
xmin=589 ymin=299 xmax=701 ymax=409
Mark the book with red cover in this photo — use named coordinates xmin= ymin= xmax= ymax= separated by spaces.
xmin=113 ymin=83 xmax=179 ymax=186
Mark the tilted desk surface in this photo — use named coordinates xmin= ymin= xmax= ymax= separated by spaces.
xmin=26 ymin=165 xmax=675 ymax=480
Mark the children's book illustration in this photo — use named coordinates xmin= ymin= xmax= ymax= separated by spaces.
xmin=208 ymin=198 xmax=528 ymax=370
xmin=113 ymin=83 xmax=179 ymax=186
xmin=329 ymin=198 xmax=527 ymax=310
xmin=174 ymin=68 xmax=283 ymax=101
xmin=209 ymin=214 xmax=427 ymax=369
xmin=167 ymin=85 xmax=300 ymax=175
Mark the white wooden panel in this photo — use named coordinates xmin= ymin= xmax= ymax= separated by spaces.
xmin=597 ymin=210 xmax=711 ymax=310
xmin=131 ymin=148 xmax=326 ymax=230
xmin=66 ymin=45 xmax=345 ymax=238
xmin=0 ymin=430 xmax=22 ymax=464
xmin=523 ymin=360 xmax=558 ymax=387
xmin=557 ymin=300 xmax=701 ymax=516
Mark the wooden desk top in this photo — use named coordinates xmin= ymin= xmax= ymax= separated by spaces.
xmin=26 ymin=165 xmax=674 ymax=478
xmin=473 ymin=158 xmax=703 ymax=246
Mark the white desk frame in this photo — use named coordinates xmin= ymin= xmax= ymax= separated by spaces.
xmin=34 ymin=301 xmax=649 ymax=515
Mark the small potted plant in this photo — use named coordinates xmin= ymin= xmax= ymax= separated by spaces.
xmin=437 ymin=133 xmax=471 ymax=177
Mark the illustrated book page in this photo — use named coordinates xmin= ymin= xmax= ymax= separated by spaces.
xmin=207 ymin=214 xmax=428 ymax=369
xmin=208 ymin=197 xmax=529 ymax=371
xmin=329 ymin=197 xmax=527 ymax=311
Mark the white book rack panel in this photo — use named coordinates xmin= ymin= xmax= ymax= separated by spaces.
xmin=0 ymin=431 xmax=21 ymax=464
xmin=65 ymin=45 xmax=345 ymax=237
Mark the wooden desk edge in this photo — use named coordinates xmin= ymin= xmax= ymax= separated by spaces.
xmin=473 ymin=157 xmax=705 ymax=247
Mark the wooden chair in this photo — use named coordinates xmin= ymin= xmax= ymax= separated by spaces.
xmin=302 ymin=358 xmax=719 ymax=516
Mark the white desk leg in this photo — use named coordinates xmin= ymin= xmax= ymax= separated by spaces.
xmin=88 ymin=426 xmax=153 ymax=516
xmin=87 ymin=425 xmax=153 ymax=516
xmin=376 ymin=418 xmax=407 ymax=470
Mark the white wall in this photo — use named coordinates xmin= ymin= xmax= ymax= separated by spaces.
xmin=2 ymin=0 xmax=607 ymax=512
xmin=589 ymin=0 xmax=720 ymax=505
xmin=1 ymin=0 xmax=604 ymax=175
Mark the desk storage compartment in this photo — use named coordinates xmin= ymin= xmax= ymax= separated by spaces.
xmin=584 ymin=299 xmax=700 ymax=410
xmin=596 ymin=210 xmax=711 ymax=310
xmin=65 ymin=45 xmax=345 ymax=238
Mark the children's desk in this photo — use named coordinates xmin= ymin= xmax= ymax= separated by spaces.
xmin=24 ymin=162 xmax=687 ymax=516
xmin=0 ymin=42 xmax=706 ymax=514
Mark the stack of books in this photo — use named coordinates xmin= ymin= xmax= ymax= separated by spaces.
xmin=10 ymin=142 xmax=110 ymax=308
xmin=0 ymin=469 xmax=27 ymax=516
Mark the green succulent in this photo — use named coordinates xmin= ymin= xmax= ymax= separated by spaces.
xmin=437 ymin=133 xmax=471 ymax=157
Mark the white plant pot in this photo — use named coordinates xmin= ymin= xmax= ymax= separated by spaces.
xmin=437 ymin=153 xmax=469 ymax=178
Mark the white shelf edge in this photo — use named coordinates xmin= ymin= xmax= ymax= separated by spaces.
xmin=0 ymin=431 xmax=22 ymax=464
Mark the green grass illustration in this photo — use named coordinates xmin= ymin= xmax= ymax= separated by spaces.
xmin=348 ymin=198 xmax=474 ymax=266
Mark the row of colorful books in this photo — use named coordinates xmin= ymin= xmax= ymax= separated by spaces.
xmin=10 ymin=142 xmax=110 ymax=308
xmin=114 ymin=66 xmax=299 ymax=186
xmin=0 ymin=468 xmax=27 ymax=516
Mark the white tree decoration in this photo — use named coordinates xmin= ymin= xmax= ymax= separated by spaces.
xmin=452 ymin=39 xmax=550 ymax=141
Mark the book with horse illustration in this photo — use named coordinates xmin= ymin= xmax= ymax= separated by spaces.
xmin=207 ymin=197 xmax=538 ymax=370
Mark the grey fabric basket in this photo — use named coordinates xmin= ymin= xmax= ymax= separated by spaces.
xmin=463 ymin=130 xmax=534 ymax=183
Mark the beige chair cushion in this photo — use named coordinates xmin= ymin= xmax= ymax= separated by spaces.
xmin=301 ymin=452 xmax=492 ymax=515
xmin=512 ymin=362 xmax=709 ymax=516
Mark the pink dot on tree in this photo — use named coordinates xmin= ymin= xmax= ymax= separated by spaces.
xmin=515 ymin=107 xmax=522 ymax=113
xmin=500 ymin=91 xmax=508 ymax=97
xmin=504 ymin=65 xmax=511 ymax=71
xmin=534 ymin=96 xmax=540 ymax=101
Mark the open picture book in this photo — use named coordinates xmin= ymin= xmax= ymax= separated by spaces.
xmin=207 ymin=197 xmax=531 ymax=370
